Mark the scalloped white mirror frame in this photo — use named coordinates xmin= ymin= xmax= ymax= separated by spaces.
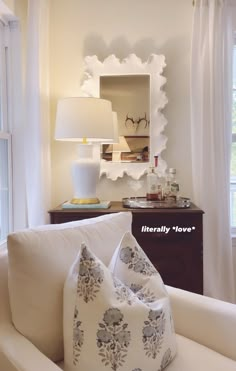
xmin=80 ymin=54 xmax=168 ymax=181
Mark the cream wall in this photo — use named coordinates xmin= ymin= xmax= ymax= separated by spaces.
xmin=3 ymin=0 xmax=14 ymax=12
xmin=51 ymin=0 xmax=194 ymax=206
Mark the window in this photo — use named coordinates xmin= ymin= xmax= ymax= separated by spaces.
xmin=0 ymin=134 xmax=11 ymax=242
xmin=0 ymin=21 xmax=12 ymax=243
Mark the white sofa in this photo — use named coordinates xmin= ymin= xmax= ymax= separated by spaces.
xmin=0 ymin=212 xmax=236 ymax=371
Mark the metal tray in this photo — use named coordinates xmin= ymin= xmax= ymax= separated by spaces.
xmin=122 ymin=197 xmax=191 ymax=209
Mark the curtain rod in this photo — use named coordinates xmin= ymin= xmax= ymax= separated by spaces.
xmin=192 ymin=0 xmax=226 ymax=6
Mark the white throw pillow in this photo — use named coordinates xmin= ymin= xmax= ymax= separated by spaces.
xmin=7 ymin=212 xmax=132 ymax=362
xmin=63 ymin=237 xmax=176 ymax=371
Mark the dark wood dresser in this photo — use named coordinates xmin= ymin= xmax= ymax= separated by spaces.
xmin=49 ymin=202 xmax=204 ymax=294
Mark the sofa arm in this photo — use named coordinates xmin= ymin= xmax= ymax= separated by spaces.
xmin=167 ymin=285 xmax=236 ymax=361
xmin=0 ymin=323 xmax=61 ymax=371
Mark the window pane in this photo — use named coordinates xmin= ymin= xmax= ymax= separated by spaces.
xmin=0 ymin=138 xmax=9 ymax=241
xmin=231 ymin=47 xmax=236 ymax=228
xmin=231 ymin=142 xmax=236 ymax=176
xmin=230 ymin=181 xmax=236 ymax=227
xmin=232 ymin=90 xmax=236 ymax=134
xmin=0 ymin=23 xmax=3 ymax=131
xmin=233 ymin=45 xmax=236 ymax=87
xmin=0 ymin=77 xmax=2 ymax=131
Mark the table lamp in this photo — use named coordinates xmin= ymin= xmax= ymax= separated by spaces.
xmin=55 ymin=97 xmax=114 ymax=204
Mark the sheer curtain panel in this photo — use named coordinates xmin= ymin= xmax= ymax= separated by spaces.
xmin=25 ymin=0 xmax=51 ymax=227
xmin=9 ymin=21 xmax=27 ymax=232
xmin=191 ymin=0 xmax=236 ymax=302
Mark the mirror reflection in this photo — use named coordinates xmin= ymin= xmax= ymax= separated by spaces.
xmin=100 ymin=75 xmax=150 ymax=162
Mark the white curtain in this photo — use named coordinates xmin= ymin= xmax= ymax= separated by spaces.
xmin=25 ymin=0 xmax=51 ymax=226
xmin=191 ymin=0 xmax=236 ymax=302
xmin=9 ymin=21 xmax=27 ymax=232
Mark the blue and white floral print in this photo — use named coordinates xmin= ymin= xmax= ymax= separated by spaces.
xmin=119 ymin=244 xmax=157 ymax=276
xmin=77 ymin=244 xmax=104 ymax=303
xmin=97 ymin=308 xmax=131 ymax=370
xmin=73 ymin=308 xmax=84 ymax=365
xmin=113 ymin=276 xmax=135 ymax=305
xmin=142 ymin=309 xmax=166 ymax=359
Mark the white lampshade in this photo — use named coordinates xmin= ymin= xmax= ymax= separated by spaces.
xmin=101 ymin=111 xmax=119 ymax=144
xmin=55 ymin=97 xmax=114 ymax=143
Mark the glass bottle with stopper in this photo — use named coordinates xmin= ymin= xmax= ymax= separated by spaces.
xmin=146 ymin=167 xmax=158 ymax=200
xmin=163 ymin=168 xmax=180 ymax=202
xmin=146 ymin=155 xmax=162 ymax=201
xmin=169 ymin=168 xmax=180 ymax=200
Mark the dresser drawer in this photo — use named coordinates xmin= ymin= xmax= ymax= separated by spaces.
xmin=136 ymin=236 xmax=202 ymax=293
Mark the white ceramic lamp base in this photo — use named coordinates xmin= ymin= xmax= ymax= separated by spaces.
xmin=71 ymin=144 xmax=100 ymax=204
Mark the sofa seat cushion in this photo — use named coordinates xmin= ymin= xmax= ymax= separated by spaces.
xmin=7 ymin=212 xmax=132 ymax=363
xmin=167 ymin=335 xmax=236 ymax=371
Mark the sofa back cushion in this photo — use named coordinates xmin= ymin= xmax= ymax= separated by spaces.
xmin=7 ymin=212 xmax=132 ymax=362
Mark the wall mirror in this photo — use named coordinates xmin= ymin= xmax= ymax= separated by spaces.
xmin=80 ymin=54 xmax=168 ymax=180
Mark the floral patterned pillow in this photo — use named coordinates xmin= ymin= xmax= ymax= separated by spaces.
xmin=109 ymin=231 xmax=170 ymax=303
xmin=63 ymin=237 xmax=176 ymax=371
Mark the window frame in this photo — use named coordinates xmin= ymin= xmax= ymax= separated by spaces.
xmin=0 ymin=20 xmax=12 ymax=245
xmin=0 ymin=131 xmax=12 ymax=244
xmin=230 ymin=178 xmax=236 ymax=235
